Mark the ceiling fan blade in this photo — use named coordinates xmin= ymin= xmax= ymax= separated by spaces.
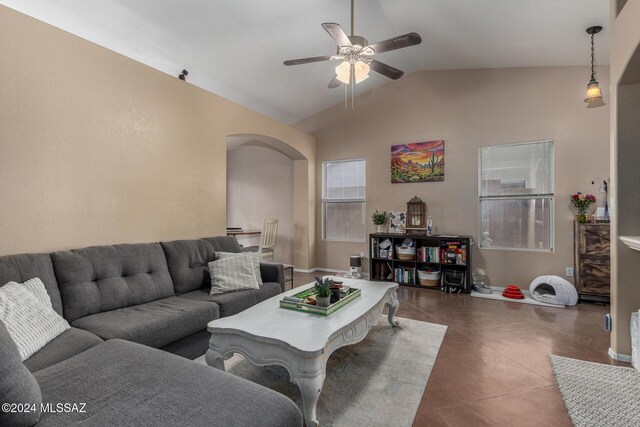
xmin=328 ymin=75 xmax=341 ymax=89
xmin=369 ymin=60 xmax=404 ymax=80
xmin=321 ymin=22 xmax=352 ymax=47
xmin=367 ymin=32 xmax=422 ymax=54
xmin=283 ymin=55 xmax=334 ymax=66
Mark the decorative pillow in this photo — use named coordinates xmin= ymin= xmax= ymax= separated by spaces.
xmin=22 ymin=277 xmax=54 ymax=308
xmin=216 ymin=251 xmax=263 ymax=286
xmin=0 ymin=320 xmax=42 ymax=426
xmin=0 ymin=279 xmax=71 ymax=360
xmin=208 ymin=256 xmax=260 ymax=295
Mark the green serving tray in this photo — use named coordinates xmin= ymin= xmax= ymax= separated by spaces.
xmin=279 ymin=287 xmax=361 ymax=316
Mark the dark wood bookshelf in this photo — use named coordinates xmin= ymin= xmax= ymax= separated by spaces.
xmin=369 ymin=232 xmax=473 ymax=293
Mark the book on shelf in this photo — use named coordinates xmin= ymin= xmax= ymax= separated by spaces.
xmin=417 ymin=246 xmax=440 ymax=263
xmin=394 ymin=266 xmax=416 ymax=285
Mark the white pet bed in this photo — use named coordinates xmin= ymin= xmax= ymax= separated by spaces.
xmin=529 ymin=275 xmax=578 ymax=306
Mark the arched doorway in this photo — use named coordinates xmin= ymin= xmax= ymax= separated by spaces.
xmin=226 ymin=134 xmax=314 ymax=270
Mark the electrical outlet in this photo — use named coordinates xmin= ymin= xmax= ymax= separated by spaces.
xmin=565 ymin=267 xmax=574 ymax=277
xmin=360 ymin=252 xmax=366 ymax=259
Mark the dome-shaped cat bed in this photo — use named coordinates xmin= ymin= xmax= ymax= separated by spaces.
xmin=529 ymin=275 xmax=578 ymax=306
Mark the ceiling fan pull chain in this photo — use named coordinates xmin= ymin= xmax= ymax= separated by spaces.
xmin=344 ymin=81 xmax=348 ymax=110
xmin=352 ymin=77 xmax=354 ymax=109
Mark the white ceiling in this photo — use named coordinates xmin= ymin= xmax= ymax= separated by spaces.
xmin=2 ymin=0 xmax=610 ymax=124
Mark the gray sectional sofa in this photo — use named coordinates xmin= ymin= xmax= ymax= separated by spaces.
xmin=0 ymin=236 xmax=301 ymax=427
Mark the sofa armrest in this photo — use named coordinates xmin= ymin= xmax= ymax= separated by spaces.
xmin=260 ymin=263 xmax=285 ymax=292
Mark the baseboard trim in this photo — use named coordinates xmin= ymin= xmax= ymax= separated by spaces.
xmin=608 ymin=347 xmax=632 ymax=362
xmin=292 ymin=267 xmax=369 ymax=279
xmin=292 ymin=268 xmax=317 ymax=273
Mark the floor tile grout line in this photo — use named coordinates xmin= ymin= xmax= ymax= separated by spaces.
xmin=430 ymin=383 xmax=563 ymax=413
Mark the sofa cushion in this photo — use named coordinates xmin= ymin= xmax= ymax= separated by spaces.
xmin=161 ymin=239 xmax=215 ymax=295
xmin=71 ymin=296 xmax=219 ymax=348
xmin=0 ymin=320 xmax=42 ymax=427
xmin=257 ymin=282 xmax=283 ymax=302
xmin=34 ymin=339 xmax=302 ymax=427
xmin=179 ymin=282 xmax=280 ymax=317
xmin=52 ymin=243 xmax=175 ymax=322
xmin=160 ymin=329 xmax=210 ymax=360
xmin=179 ymin=288 xmax=258 ymax=317
xmin=0 ymin=252 xmax=63 ymax=316
xmin=24 ymin=327 xmax=102 ymax=373
xmin=202 ymin=236 xmax=243 ymax=253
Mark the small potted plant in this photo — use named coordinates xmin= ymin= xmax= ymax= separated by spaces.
xmin=314 ymin=277 xmax=333 ymax=307
xmin=570 ymin=192 xmax=596 ymax=223
xmin=372 ymin=210 xmax=387 ymax=233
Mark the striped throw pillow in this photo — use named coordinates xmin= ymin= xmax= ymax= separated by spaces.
xmin=208 ymin=256 xmax=260 ymax=295
xmin=216 ymin=251 xmax=263 ymax=286
xmin=0 ymin=278 xmax=70 ymax=360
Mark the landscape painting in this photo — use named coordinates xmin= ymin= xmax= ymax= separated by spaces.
xmin=391 ymin=140 xmax=445 ymax=183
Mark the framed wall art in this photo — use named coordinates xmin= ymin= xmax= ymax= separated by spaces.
xmin=391 ymin=140 xmax=445 ymax=183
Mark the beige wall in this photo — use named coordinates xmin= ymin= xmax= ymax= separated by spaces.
xmin=609 ymin=0 xmax=640 ymax=356
xmin=227 ymin=144 xmax=294 ymax=265
xmin=0 ymin=6 xmax=316 ymax=263
xmin=297 ymin=66 xmax=610 ymax=287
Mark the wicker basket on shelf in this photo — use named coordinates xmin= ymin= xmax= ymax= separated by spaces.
xmin=396 ymin=246 xmax=416 ymax=260
xmin=418 ymin=270 xmax=441 ymax=287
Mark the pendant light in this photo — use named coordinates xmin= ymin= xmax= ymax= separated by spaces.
xmin=584 ymin=26 xmax=604 ymax=108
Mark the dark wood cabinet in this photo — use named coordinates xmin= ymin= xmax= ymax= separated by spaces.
xmin=574 ymin=222 xmax=610 ymax=301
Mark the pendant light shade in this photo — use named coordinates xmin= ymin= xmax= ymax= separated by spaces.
xmin=585 ymin=79 xmax=603 ymax=103
xmin=584 ymin=26 xmax=604 ymax=107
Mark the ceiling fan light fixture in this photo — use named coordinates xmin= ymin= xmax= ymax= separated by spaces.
xmin=335 ymin=60 xmax=370 ymax=84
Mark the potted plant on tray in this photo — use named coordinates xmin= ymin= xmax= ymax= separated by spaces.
xmin=372 ymin=210 xmax=387 ymax=233
xmin=314 ymin=277 xmax=333 ymax=307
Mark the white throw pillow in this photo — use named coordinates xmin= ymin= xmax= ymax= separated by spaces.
xmin=0 ymin=278 xmax=70 ymax=360
xmin=216 ymin=251 xmax=263 ymax=286
xmin=208 ymin=256 xmax=260 ymax=295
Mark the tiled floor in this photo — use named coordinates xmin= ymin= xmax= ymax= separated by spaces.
xmin=292 ymin=272 xmax=626 ymax=426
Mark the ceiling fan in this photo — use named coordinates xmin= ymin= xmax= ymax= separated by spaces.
xmin=283 ymin=0 xmax=422 ymax=88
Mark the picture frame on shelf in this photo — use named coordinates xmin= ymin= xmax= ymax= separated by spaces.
xmin=388 ymin=211 xmax=406 ymax=233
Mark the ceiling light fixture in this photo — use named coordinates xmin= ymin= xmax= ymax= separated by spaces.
xmin=335 ymin=60 xmax=370 ymax=84
xmin=584 ymin=26 xmax=604 ymax=108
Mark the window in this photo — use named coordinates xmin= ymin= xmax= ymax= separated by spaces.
xmin=478 ymin=141 xmax=554 ymax=251
xmin=322 ymin=159 xmax=366 ymax=241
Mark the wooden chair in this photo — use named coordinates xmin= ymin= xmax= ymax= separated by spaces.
xmin=258 ymin=219 xmax=278 ymax=262
xmin=243 ymin=219 xmax=278 ymax=262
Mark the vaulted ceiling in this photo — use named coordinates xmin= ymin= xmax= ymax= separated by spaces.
xmin=1 ymin=0 xmax=610 ymax=123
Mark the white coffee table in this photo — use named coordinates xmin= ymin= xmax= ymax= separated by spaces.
xmin=205 ymin=276 xmax=399 ymax=427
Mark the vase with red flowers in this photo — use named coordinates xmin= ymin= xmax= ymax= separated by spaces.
xmin=570 ymin=192 xmax=596 ymax=223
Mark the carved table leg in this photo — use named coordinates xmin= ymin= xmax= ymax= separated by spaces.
xmin=291 ymin=373 xmax=325 ymax=427
xmin=205 ymin=348 xmax=226 ymax=371
xmin=386 ymin=289 xmax=400 ymax=327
